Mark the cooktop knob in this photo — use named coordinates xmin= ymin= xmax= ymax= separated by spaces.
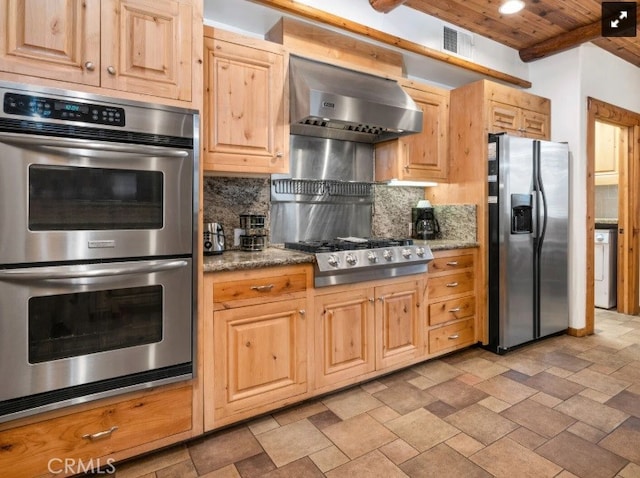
xmin=383 ymin=249 xmax=394 ymax=261
xmin=402 ymin=248 xmax=413 ymax=259
xmin=345 ymin=253 xmax=358 ymax=266
xmin=415 ymin=247 xmax=425 ymax=257
xmin=328 ymin=255 xmax=340 ymax=267
xmin=367 ymin=251 xmax=378 ymax=263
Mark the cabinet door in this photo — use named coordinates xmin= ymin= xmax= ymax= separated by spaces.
xmin=203 ymin=35 xmax=287 ymax=174
xmin=213 ymin=299 xmax=307 ymax=420
xmin=314 ymin=288 xmax=376 ymax=388
xmin=403 ymin=87 xmax=449 ymax=181
xmin=101 ymin=0 xmax=192 ymax=100
xmin=521 ymin=108 xmax=549 ymax=139
xmin=489 ymin=101 xmax=520 ymax=135
xmin=0 ymin=0 xmax=101 ymax=85
xmin=375 ymin=279 xmax=425 ymax=369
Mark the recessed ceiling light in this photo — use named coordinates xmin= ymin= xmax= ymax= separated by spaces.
xmin=499 ymin=0 xmax=525 ymax=14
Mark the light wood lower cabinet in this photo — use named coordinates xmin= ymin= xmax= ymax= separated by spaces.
xmin=204 ymin=265 xmax=312 ymax=430
xmin=314 ymin=278 xmax=424 ymax=390
xmin=427 ymin=249 xmax=478 ymax=356
xmin=0 ymin=385 xmax=193 ymax=478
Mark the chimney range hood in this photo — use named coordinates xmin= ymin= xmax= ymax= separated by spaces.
xmin=289 ymin=55 xmax=423 ymax=143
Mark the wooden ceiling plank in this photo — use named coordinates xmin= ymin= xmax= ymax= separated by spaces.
xmin=247 ymin=0 xmax=533 ymax=87
xmin=369 ymin=0 xmax=408 ymax=14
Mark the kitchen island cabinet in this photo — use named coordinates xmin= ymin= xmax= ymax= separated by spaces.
xmin=203 ymin=27 xmax=289 ymax=175
xmin=0 ymin=0 xmax=199 ymax=105
xmin=375 ymin=79 xmax=450 ymax=183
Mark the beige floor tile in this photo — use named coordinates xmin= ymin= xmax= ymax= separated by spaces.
xmin=260 ymin=457 xmax=324 ymax=478
xmin=618 ymin=461 xmax=640 ymax=478
xmin=198 ymin=464 xmax=241 ymax=478
xmin=445 ymin=404 xmax=518 ymax=445
xmin=606 ymin=389 xmax=640 ymax=417
xmin=256 ymin=419 xmax=332 ymax=467
xmin=234 ymin=452 xmax=275 ymax=477
xmin=567 ymin=367 xmax=632 ymax=396
xmin=247 ymin=416 xmax=280 ymax=435
xmin=325 ymin=450 xmax=407 ymax=478
xmin=501 ymin=399 xmax=575 ymax=438
xmin=456 ymin=357 xmax=509 ymax=380
xmin=456 ymin=372 xmax=484 ymax=385
xmin=155 ymin=460 xmax=198 ymax=478
xmin=272 ymin=400 xmax=328 ymax=426
xmin=445 ymin=433 xmax=484 ymax=457
xmin=612 ymin=361 xmax=640 ymax=384
xmin=537 ymin=431 xmax=628 ymax=478
xmin=372 ymin=382 xmax=438 ymax=414
xmin=115 ymin=446 xmax=191 ymax=478
xmin=322 ymin=412 xmax=396 ymax=459
xmin=400 ymin=443 xmax=491 ymax=478
xmin=566 ymin=421 xmax=608 ymax=443
xmin=506 ymin=427 xmax=547 ymax=450
xmin=379 ymin=438 xmax=419 ymax=465
xmin=478 ymin=395 xmax=511 ymax=413
xmin=554 ymin=395 xmax=629 ymax=433
xmin=540 ymin=351 xmax=593 ymax=373
xmin=579 ymin=387 xmax=615 ymax=403
xmin=385 ymin=407 xmax=459 ymax=452
xmin=545 ymin=366 xmax=574 ymax=377
xmin=408 ymin=374 xmax=437 ymax=390
xmin=524 ymin=371 xmax=586 ymax=400
xmin=427 ymin=378 xmax=488 ymax=409
xmin=411 ymin=359 xmax=463 ymax=383
xmin=577 ymin=346 xmax=630 ymax=370
xmin=599 ymin=416 xmax=640 ymax=464
xmin=554 ymin=471 xmax=581 ymax=478
xmin=360 ymin=379 xmax=388 ymax=394
xmin=474 ymin=374 xmax=538 ymax=404
xmin=471 ymin=437 xmax=562 ymax=478
xmin=309 ymin=445 xmax=349 ymax=472
xmin=495 ymin=356 xmax=549 ymax=376
xmin=189 ymin=427 xmax=263 ymax=475
xmin=322 ymin=387 xmax=383 ymax=419
xmin=529 ymin=391 xmax=564 ymax=407
xmin=367 ymin=404 xmax=401 ymax=423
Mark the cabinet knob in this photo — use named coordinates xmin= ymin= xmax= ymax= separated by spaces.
xmin=299 ymin=309 xmax=306 ymax=316
xmin=378 ymin=297 xmax=385 ymax=302
xmin=82 ymin=426 xmax=118 ymax=441
xmin=84 ymin=61 xmax=95 ymax=71
xmin=449 ymin=307 xmax=461 ymax=313
xmin=250 ymin=284 xmax=274 ymax=292
xmin=275 ymin=151 xmax=283 ymax=158
xmin=446 ymin=282 xmax=459 ymax=287
xmin=446 ymin=261 xmax=458 ymax=266
xmin=448 ymin=334 xmax=460 ymax=340
xmin=107 ymin=65 xmax=117 ymax=75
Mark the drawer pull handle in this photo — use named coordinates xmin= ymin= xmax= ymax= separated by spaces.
xmin=449 ymin=307 xmax=461 ymax=313
xmin=250 ymin=284 xmax=274 ymax=292
xmin=446 ymin=261 xmax=459 ymax=266
xmin=448 ymin=334 xmax=460 ymax=340
xmin=82 ymin=426 xmax=118 ymax=441
xmin=446 ymin=282 xmax=459 ymax=287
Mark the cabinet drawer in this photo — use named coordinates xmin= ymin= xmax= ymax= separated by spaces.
xmin=428 ymin=254 xmax=474 ymax=273
xmin=213 ymin=272 xmax=307 ymax=303
xmin=429 ymin=318 xmax=475 ymax=354
xmin=427 ymin=271 xmax=474 ymax=300
xmin=429 ymin=296 xmax=475 ymax=326
xmin=0 ymin=386 xmax=192 ymax=478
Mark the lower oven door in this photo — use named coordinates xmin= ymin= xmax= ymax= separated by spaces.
xmin=0 ymin=257 xmax=193 ymax=422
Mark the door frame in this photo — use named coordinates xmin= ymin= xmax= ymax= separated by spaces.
xmin=586 ymin=97 xmax=640 ymax=334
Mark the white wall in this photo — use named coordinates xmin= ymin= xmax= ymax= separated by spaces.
xmin=528 ymin=45 xmax=640 ymax=329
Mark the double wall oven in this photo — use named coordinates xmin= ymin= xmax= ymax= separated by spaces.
xmin=0 ymin=82 xmax=198 ymax=423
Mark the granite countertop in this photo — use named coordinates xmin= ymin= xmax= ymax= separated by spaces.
xmin=203 ymin=240 xmax=479 ymax=273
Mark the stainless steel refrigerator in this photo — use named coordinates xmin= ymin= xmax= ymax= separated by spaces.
xmin=486 ymin=133 xmax=569 ymax=354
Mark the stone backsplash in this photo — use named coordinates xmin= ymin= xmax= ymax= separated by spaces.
xmin=203 ymin=177 xmax=476 ymax=246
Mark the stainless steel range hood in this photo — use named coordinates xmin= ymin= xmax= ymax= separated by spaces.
xmin=289 ymin=56 xmax=423 ymax=143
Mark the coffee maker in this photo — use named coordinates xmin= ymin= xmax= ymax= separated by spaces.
xmin=412 ymin=207 xmax=440 ymax=240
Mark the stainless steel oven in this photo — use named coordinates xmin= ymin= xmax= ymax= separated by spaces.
xmin=0 ymin=82 xmax=198 ymax=423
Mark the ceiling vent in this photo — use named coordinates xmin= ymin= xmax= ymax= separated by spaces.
xmin=442 ymin=26 xmax=473 ymax=59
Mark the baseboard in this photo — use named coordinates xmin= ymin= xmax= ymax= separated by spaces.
xmin=567 ymin=327 xmax=589 ymax=337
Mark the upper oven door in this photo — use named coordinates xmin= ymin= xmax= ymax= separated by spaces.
xmin=0 ymin=133 xmax=193 ymax=265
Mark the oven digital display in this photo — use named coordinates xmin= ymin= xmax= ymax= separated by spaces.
xmin=3 ymin=92 xmax=125 ymax=126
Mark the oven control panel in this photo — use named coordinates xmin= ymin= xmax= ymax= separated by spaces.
xmin=3 ymin=93 xmax=125 ymax=126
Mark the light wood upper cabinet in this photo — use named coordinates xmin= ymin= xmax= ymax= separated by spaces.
xmin=0 ymin=0 xmax=195 ymax=102
xmin=595 ymin=120 xmax=624 ymax=186
xmin=489 ymin=100 xmax=549 ymax=139
xmin=203 ymin=27 xmax=288 ymax=174
xmin=375 ymin=80 xmax=449 ymax=182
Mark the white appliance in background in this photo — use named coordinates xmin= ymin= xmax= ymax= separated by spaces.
xmin=595 ymin=229 xmax=617 ymax=309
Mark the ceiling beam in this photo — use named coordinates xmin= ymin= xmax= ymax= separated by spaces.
xmin=247 ymin=0 xmax=532 ymax=88
xmin=369 ymin=0 xmax=408 ymax=14
xmin=520 ymin=9 xmax=640 ymax=63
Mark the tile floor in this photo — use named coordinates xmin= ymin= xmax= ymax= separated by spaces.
xmin=113 ymin=309 xmax=640 ymax=478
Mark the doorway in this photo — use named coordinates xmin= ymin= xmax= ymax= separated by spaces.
xmin=586 ymin=98 xmax=640 ymax=335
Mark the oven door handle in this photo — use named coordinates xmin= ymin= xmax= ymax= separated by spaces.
xmin=0 ymin=132 xmax=189 ymax=157
xmin=0 ymin=259 xmax=189 ymax=281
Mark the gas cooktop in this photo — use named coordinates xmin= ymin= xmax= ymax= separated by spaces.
xmin=284 ymin=237 xmax=433 ymax=287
